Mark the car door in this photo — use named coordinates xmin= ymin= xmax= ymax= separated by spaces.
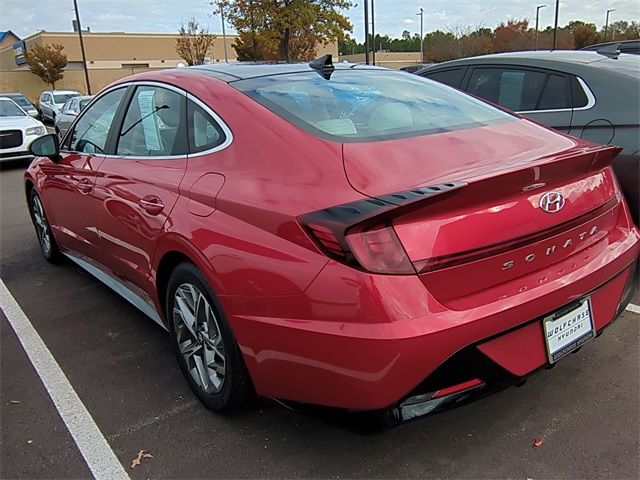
xmin=91 ymin=84 xmax=188 ymax=295
xmin=40 ymin=87 xmax=128 ymax=260
xmin=39 ymin=93 xmax=50 ymax=120
xmin=463 ymin=66 xmax=573 ymax=132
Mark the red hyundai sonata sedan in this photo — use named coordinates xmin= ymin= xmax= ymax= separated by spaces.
xmin=25 ymin=57 xmax=639 ymax=421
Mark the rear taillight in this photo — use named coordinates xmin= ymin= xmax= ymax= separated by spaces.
xmin=346 ymin=225 xmax=415 ymax=274
xmin=303 ymin=221 xmax=414 ymax=275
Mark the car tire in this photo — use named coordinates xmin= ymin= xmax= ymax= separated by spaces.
xmin=29 ymin=190 xmax=62 ymax=263
xmin=166 ymin=262 xmax=253 ymax=412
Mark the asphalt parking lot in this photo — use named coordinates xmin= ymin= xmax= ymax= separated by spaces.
xmin=1 ymin=159 xmax=639 ymax=479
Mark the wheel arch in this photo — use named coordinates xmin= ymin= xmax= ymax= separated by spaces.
xmin=153 ymin=233 xmax=228 ymax=320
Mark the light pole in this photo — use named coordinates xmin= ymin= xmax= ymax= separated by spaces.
xmin=417 ymin=7 xmax=424 ymax=63
xmin=364 ymin=0 xmax=370 ymax=64
xmin=219 ymin=2 xmax=228 ymax=62
xmin=552 ymin=0 xmax=559 ymax=50
xmin=73 ymin=0 xmax=91 ymax=94
xmin=371 ymin=0 xmax=375 ymax=65
xmin=604 ymin=8 xmax=615 ymax=42
xmin=535 ymin=5 xmax=546 ymax=50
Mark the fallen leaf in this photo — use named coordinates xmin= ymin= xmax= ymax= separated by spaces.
xmin=130 ymin=449 xmax=154 ymax=469
xmin=533 ymin=437 xmax=544 ymax=448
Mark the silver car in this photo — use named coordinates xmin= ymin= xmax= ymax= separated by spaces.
xmin=54 ymin=95 xmax=93 ymax=139
xmin=38 ymin=90 xmax=80 ymax=123
xmin=417 ymin=51 xmax=640 ymax=224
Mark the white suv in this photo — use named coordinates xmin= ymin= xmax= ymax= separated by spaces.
xmin=38 ymin=90 xmax=80 ymax=122
xmin=0 ymin=98 xmax=47 ymax=162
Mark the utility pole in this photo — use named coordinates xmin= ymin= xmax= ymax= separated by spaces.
xmin=552 ymin=0 xmax=559 ymax=50
xmin=371 ymin=0 xmax=375 ymax=65
xmin=219 ymin=2 xmax=228 ymax=62
xmin=364 ymin=0 xmax=370 ymax=65
xmin=535 ymin=5 xmax=546 ymax=50
xmin=417 ymin=7 xmax=424 ymax=63
xmin=73 ymin=0 xmax=91 ymax=94
xmin=604 ymin=8 xmax=615 ymax=42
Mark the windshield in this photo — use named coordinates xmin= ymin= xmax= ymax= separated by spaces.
xmin=234 ymin=69 xmax=513 ymax=142
xmin=54 ymin=93 xmax=79 ymax=104
xmin=0 ymin=99 xmax=26 ymax=117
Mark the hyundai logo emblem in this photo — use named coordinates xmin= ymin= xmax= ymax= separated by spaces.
xmin=539 ymin=191 xmax=565 ymax=213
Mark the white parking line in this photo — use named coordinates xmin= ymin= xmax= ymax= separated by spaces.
xmin=627 ymin=303 xmax=640 ymax=315
xmin=0 ymin=279 xmax=130 ymax=480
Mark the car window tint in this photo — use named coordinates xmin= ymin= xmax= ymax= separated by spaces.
xmin=570 ymin=76 xmax=589 ymax=108
xmin=117 ymin=86 xmax=187 ymax=157
xmin=187 ymin=99 xmax=225 ymax=153
xmin=66 ymin=88 xmax=126 ymax=154
xmin=538 ymin=74 xmax=570 ymax=110
xmin=235 ymin=70 xmax=512 ymax=142
xmin=423 ymin=68 xmax=465 ymax=88
xmin=467 ymin=68 xmax=546 ymax=111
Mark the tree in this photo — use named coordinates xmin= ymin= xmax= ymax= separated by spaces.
xmin=568 ymin=21 xmax=599 ymax=49
xmin=25 ymin=43 xmax=67 ymax=89
xmin=401 ymin=30 xmax=411 ymax=40
xmin=493 ymin=19 xmax=534 ymax=52
xmin=218 ymin=0 xmax=353 ymax=61
xmin=176 ymin=18 xmax=216 ymax=65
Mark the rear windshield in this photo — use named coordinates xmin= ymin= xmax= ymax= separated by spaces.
xmin=233 ymin=69 xmax=513 ymax=142
xmin=592 ymin=55 xmax=640 ymax=77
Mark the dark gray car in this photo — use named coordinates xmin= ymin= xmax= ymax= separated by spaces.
xmin=417 ymin=51 xmax=640 ymax=223
xmin=54 ymin=95 xmax=93 ymax=139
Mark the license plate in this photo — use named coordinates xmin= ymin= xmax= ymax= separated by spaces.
xmin=543 ymin=297 xmax=594 ymax=364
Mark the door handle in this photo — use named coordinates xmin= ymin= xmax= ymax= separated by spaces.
xmin=76 ymin=178 xmax=93 ymax=194
xmin=139 ymin=196 xmax=164 ymax=215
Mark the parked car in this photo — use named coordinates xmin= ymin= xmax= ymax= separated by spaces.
xmin=0 ymin=98 xmax=46 ymax=162
xmin=0 ymin=92 xmax=39 ymax=118
xmin=24 ymin=59 xmax=639 ymax=420
xmin=38 ymin=90 xmax=81 ymax=123
xmin=581 ymin=40 xmax=640 ymax=56
xmin=54 ymin=95 xmax=94 ymax=139
xmin=416 ymin=51 xmax=640 ymax=224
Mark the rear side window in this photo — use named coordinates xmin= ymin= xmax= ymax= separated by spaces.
xmin=234 ymin=70 xmax=512 ymax=142
xmin=467 ymin=68 xmax=547 ymax=111
xmin=570 ymin=76 xmax=590 ymax=108
xmin=187 ymin=99 xmax=226 ymax=153
xmin=537 ymin=74 xmax=571 ymax=110
xmin=117 ymin=86 xmax=188 ymax=157
xmin=422 ymin=68 xmax=465 ymax=88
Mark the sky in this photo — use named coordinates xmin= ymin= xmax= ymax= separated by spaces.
xmin=3 ymin=0 xmax=639 ymax=41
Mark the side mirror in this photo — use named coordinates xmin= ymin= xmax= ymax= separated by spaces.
xmin=29 ymin=134 xmax=61 ymax=161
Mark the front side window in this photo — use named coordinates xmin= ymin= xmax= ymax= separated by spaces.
xmin=234 ymin=70 xmax=512 ymax=142
xmin=65 ymin=88 xmax=126 ymax=153
xmin=62 ymin=99 xmax=75 ymax=113
xmin=116 ymin=86 xmax=187 ymax=156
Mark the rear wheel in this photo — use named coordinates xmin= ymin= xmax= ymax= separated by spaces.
xmin=29 ymin=190 xmax=61 ymax=263
xmin=166 ymin=263 xmax=252 ymax=412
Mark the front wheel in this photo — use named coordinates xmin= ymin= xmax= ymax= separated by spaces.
xmin=166 ymin=263 xmax=253 ymax=412
xmin=29 ymin=190 xmax=61 ymax=263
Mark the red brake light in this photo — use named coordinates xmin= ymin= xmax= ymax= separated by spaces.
xmin=346 ymin=225 xmax=415 ymax=274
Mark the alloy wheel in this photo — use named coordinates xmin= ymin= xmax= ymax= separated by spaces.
xmin=32 ymin=195 xmax=52 ymax=256
xmin=173 ymin=283 xmax=226 ymax=394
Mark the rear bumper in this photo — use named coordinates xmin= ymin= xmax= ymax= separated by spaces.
xmin=226 ymin=225 xmax=639 ymax=411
